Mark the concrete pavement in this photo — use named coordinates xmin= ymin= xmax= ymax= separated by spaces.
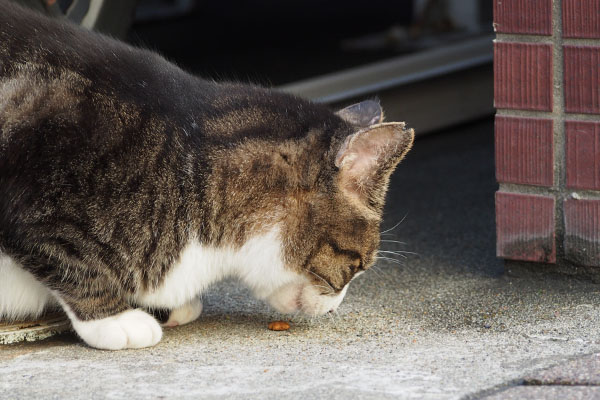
xmin=2 ymin=119 xmax=600 ymax=399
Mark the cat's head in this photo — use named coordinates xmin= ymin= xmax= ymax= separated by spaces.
xmin=259 ymin=100 xmax=414 ymax=316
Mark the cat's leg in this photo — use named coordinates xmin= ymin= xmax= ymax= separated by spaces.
xmin=54 ymin=292 xmax=162 ymax=350
xmin=11 ymin=241 xmax=163 ymax=350
xmin=163 ymin=296 xmax=203 ymax=327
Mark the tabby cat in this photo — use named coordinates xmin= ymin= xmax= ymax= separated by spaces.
xmin=0 ymin=1 xmax=414 ymax=349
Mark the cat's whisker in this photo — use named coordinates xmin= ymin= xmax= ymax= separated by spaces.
xmin=381 ymin=250 xmax=419 ymax=259
xmin=290 ymin=310 xmax=302 ymax=323
xmin=378 ymin=250 xmax=407 ymax=259
xmin=372 ymin=265 xmax=395 ymax=281
xmin=295 ymin=312 xmax=307 ymax=324
xmin=311 ymin=284 xmax=334 ymax=296
xmin=380 ymin=213 xmax=409 ymax=235
xmin=395 ymin=250 xmax=418 ymax=256
xmin=326 ymin=310 xmax=336 ymax=325
xmin=375 ymin=256 xmax=404 ymax=266
xmin=380 ymin=239 xmax=407 ymax=245
xmin=368 ymin=265 xmax=385 ymax=280
xmin=306 ymin=270 xmax=335 ymax=294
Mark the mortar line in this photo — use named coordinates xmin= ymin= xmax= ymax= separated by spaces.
xmin=499 ymin=183 xmax=600 ymax=200
xmin=552 ymin=0 xmax=567 ymax=261
xmin=495 ymin=33 xmax=553 ymax=44
xmin=563 ymin=37 xmax=600 ymax=46
xmin=496 ymin=109 xmax=600 ymax=122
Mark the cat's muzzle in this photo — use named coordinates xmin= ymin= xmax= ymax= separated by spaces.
xmin=266 ymin=281 xmax=348 ymax=316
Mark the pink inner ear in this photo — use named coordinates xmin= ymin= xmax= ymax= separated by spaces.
xmin=338 ymin=127 xmax=400 ymax=173
xmin=335 ymin=123 xmax=414 ymax=199
xmin=346 ymin=138 xmax=383 ymax=177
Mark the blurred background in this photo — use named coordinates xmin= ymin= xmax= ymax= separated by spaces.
xmin=16 ymin=0 xmax=494 ymax=134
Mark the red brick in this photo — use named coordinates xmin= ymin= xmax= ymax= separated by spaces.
xmin=564 ymin=46 xmax=600 ymax=114
xmin=566 ymin=121 xmax=600 ymax=190
xmin=563 ymin=0 xmax=600 ymax=39
xmin=495 ymin=116 xmax=554 ymax=187
xmin=496 ymin=192 xmax=555 ymax=263
xmin=494 ymin=42 xmax=553 ymax=111
xmin=564 ymin=199 xmax=600 ymax=267
xmin=494 ymin=0 xmax=552 ymax=35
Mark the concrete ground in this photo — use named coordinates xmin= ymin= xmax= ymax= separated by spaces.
xmin=2 ymin=119 xmax=600 ymax=399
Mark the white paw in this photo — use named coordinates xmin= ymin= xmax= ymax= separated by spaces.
xmin=71 ymin=309 xmax=162 ymax=350
xmin=164 ymin=297 xmax=203 ymax=327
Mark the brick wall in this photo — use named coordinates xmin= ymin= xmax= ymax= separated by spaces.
xmin=493 ymin=0 xmax=600 ymax=270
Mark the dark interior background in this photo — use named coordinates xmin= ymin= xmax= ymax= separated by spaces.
xmin=128 ymin=0 xmax=415 ymax=84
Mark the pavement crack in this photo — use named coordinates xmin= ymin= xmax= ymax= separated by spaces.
xmin=524 ymin=380 xmax=600 ymax=387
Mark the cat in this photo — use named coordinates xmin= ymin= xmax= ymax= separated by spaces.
xmin=0 ymin=1 xmax=414 ymax=350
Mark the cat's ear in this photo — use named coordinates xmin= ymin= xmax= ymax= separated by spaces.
xmin=336 ymin=100 xmax=383 ymax=128
xmin=335 ymin=122 xmax=414 ymax=209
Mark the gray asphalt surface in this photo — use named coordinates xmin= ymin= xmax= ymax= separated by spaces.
xmin=2 ymin=119 xmax=600 ymax=399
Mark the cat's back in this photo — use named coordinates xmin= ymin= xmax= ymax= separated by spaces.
xmin=0 ymin=1 xmax=341 ymax=145
xmin=0 ymin=0 xmax=346 ymax=167
xmin=0 ymin=1 xmax=152 ymax=83
xmin=0 ymin=0 xmax=211 ymax=127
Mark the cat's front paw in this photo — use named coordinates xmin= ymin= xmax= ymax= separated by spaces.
xmin=71 ymin=309 xmax=162 ymax=350
xmin=164 ymin=297 xmax=203 ymax=327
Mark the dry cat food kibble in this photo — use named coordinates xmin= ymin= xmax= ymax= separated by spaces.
xmin=268 ymin=321 xmax=290 ymax=331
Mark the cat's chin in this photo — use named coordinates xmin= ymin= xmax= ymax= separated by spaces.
xmin=266 ymin=281 xmax=349 ymax=316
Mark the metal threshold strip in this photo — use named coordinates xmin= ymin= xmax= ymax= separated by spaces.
xmin=0 ymin=313 xmax=69 ymax=345
xmin=279 ymin=35 xmax=494 ymax=134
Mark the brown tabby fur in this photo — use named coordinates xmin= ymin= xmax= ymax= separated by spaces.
xmin=0 ymin=1 xmax=413 ymax=321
